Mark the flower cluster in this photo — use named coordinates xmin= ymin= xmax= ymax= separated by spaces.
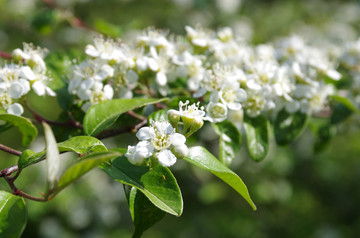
xmin=125 ymin=120 xmax=188 ymax=167
xmin=0 ymin=43 xmax=55 ymax=115
xmin=67 ymin=26 xmax=346 ymax=125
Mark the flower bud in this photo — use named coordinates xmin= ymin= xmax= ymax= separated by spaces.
xmin=11 ymin=49 xmax=24 ymax=63
xmin=168 ymin=109 xmax=180 ymax=127
xmin=172 ymin=144 xmax=189 ymax=159
xmin=189 ymin=117 xmax=204 ymax=133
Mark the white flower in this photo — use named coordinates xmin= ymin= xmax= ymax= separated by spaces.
xmin=125 ymin=141 xmax=154 ymax=166
xmin=216 ymin=82 xmax=247 ymax=111
xmin=85 ymin=37 xmax=124 ymax=64
xmin=126 ymin=120 xmax=188 ymax=167
xmin=206 ymin=102 xmax=228 ymax=123
xmin=12 ymin=43 xmax=48 ymax=72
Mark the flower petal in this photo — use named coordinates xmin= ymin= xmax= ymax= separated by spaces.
xmin=157 ymin=150 xmax=177 ymax=167
xmin=170 ymin=133 xmax=186 ymax=147
xmin=136 ymin=127 xmax=151 ymax=140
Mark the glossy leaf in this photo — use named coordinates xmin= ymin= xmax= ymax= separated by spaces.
xmin=18 ymin=136 xmax=107 ymax=169
xmin=101 ymin=156 xmax=183 ymax=216
xmin=0 ymin=191 xmax=27 ymax=238
xmin=124 ymin=186 xmax=166 ymax=238
xmin=184 ymin=146 xmax=256 ymax=210
xmin=56 ymin=151 xmax=122 ymax=192
xmin=212 ymin=121 xmax=242 ymax=166
xmin=43 ymin=122 xmax=60 ymax=190
xmin=244 ymin=115 xmax=270 ymax=162
xmin=0 ymin=114 xmax=38 ymax=146
xmin=274 ymin=109 xmax=308 ymax=146
xmin=83 ymin=98 xmax=168 ymax=136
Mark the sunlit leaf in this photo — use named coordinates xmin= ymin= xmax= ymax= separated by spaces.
xmin=184 ymin=146 xmax=256 ymax=210
xmin=83 ymin=98 xmax=168 ymax=136
xmin=0 ymin=191 xmax=27 ymax=238
xmin=18 ymin=136 xmax=107 ymax=169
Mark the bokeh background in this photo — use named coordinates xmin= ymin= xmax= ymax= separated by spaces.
xmin=1 ymin=0 xmax=360 ymax=237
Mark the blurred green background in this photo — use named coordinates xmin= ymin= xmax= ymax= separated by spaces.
xmin=1 ymin=0 xmax=360 ymax=237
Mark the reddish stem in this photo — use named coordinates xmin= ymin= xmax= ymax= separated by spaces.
xmin=0 ymin=51 xmax=11 ymax=60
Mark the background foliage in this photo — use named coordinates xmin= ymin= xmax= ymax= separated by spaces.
xmin=1 ymin=0 xmax=360 ymax=237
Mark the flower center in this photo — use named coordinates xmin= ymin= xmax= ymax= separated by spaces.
xmin=152 ymin=130 xmax=171 ymax=150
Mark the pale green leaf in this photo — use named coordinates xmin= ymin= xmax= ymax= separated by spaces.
xmin=43 ymin=122 xmax=60 ymax=190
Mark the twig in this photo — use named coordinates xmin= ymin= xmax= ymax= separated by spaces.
xmin=28 ymin=104 xmax=83 ymax=129
xmin=0 ymin=51 xmax=11 ymax=60
xmin=126 ymin=110 xmax=147 ymax=121
xmin=4 ymin=176 xmax=47 ymax=202
xmin=0 ymin=144 xmax=22 ymax=156
xmin=0 ymin=165 xmax=18 ymax=177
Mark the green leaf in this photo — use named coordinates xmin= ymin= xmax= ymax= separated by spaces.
xmin=274 ymin=109 xmax=308 ymax=146
xmin=0 ymin=114 xmax=38 ymax=146
xmin=212 ymin=121 xmax=242 ymax=166
xmin=244 ymin=115 xmax=270 ymax=162
xmin=18 ymin=136 xmax=107 ymax=169
xmin=124 ymin=186 xmax=166 ymax=238
xmin=43 ymin=122 xmax=60 ymax=191
xmin=330 ymin=103 xmax=353 ymax=125
xmin=101 ymin=156 xmax=183 ymax=216
xmin=56 ymin=151 xmax=121 ymax=192
xmin=93 ymin=18 xmax=123 ymax=37
xmin=83 ymin=98 xmax=168 ymax=136
xmin=184 ymin=146 xmax=256 ymax=210
xmin=330 ymin=95 xmax=358 ymax=112
xmin=147 ymin=109 xmax=168 ymax=125
xmin=313 ymin=123 xmax=335 ymax=154
xmin=0 ymin=191 xmax=27 ymax=238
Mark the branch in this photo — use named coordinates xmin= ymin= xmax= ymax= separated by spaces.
xmin=0 ymin=51 xmax=11 ymax=60
xmin=28 ymin=105 xmax=83 ymax=129
xmin=0 ymin=144 xmax=22 ymax=156
xmin=0 ymin=165 xmax=18 ymax=177
xmin=126 ymin=110 xmax=147 ymax=121
xmin=4 ymin=176 xmax=47 ymax=202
